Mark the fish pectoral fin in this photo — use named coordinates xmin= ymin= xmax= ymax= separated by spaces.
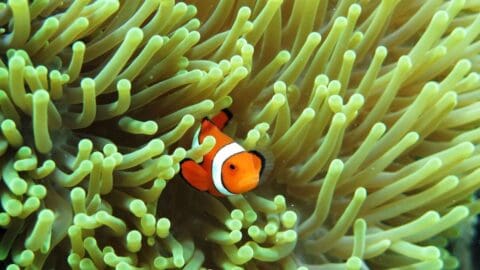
xmin=180 ymin=159 xmax=210 ymax=191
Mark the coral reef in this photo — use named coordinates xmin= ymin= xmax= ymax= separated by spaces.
xmin=0 ymin=0 xmax=480 ymax=269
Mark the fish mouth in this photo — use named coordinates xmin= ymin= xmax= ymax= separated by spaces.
xmin=230 ymin=177 xmax=259 ymax=193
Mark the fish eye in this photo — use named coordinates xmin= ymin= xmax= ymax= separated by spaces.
xmin=229 ymin=164 xmax=236 ymax=170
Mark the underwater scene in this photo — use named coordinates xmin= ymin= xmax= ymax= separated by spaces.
xmin=0 ymin=0 xmax=480 ymax=269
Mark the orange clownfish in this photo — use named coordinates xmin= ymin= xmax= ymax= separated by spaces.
xmin=180 ymin=110 xmax=265 ymax=196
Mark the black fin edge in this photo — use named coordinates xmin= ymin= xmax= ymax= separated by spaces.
xmin=249 ymin=150 xmax=266 ymax=176
xmin=179 ymin=158 xmax=211 ymax=193
xmin=178 ymin=158 xmax=194 ymax=181
xmin=222 ymin=108 xmax=233 ymax=120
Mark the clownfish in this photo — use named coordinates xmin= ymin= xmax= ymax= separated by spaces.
xmin=180 ymin=110 xmax=265 ymax=196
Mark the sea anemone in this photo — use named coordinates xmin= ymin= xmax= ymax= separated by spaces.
xmin=0 ymin=0 xmax=479 ymax=269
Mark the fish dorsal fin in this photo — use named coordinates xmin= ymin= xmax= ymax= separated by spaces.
xmin=193 ymin=117 xmax=221 ymax=148
xmin=201 ymin=117 xmax=216 ymax=131
xmin=192 ymin=118 xmax=214 ymax=148
xmin=210 ymin=109 xmax=232 ymax=130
